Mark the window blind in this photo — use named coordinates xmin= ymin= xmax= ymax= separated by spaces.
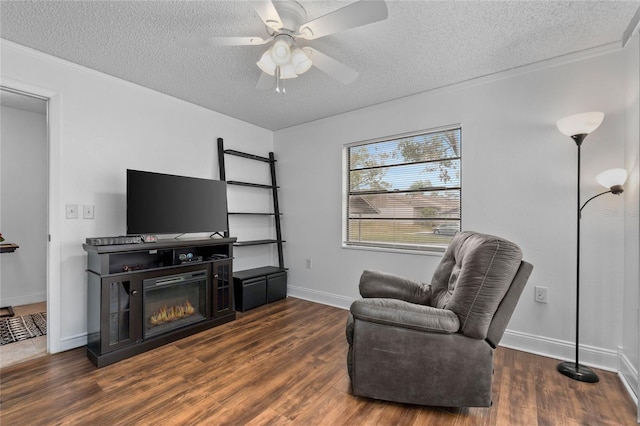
xmin=345 ymin=127 xmax=461 ymax=251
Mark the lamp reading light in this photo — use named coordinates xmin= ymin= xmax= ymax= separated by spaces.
xmin=596 ymin=168 xmax=627 ymax=194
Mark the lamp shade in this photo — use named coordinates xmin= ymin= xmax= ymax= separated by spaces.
xmin=257 ymin=50 xmax=276 ymax=76
xmin=556 ymin=112 xmax=604 ymax=137
xmin=596 ymin=168 xmax=627 ymax=190
xmin=279 ymin=64 xmax=298 ymax=79
xmin=291 ymin=48 xmax=312 ymax=75
xmin=270 ymin=39 xmax=291 ymax=66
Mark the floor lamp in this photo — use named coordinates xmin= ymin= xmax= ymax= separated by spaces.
xmin=556 ymin=111 xmax=627 ymax=383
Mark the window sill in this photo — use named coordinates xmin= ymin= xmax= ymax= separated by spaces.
xmin=342 ymin=243 xmax=445 ymax=257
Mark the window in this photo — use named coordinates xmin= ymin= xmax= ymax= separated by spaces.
xmin=344 ymin=126 xmax=461 ymax=252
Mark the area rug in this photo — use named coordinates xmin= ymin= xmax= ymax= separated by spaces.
xmin=0 ymin=312 xmax=47 ymax=345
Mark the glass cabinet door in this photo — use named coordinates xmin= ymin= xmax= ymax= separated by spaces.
xmin=101 ymin=277 xmax=141 ymax=352
xmin=213 ymin=261 xmax=233 ymax=316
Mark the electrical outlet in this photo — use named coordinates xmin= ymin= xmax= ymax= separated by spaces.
xmin=305 ymin=259 xmax=312 ymax=269
xmin=83 ymin=204 xmax=95 ymax=219
xmin=534 ymin=286 xmax=548 ymax=304
xmin=65 ymin=204 xmax=78 ymax=219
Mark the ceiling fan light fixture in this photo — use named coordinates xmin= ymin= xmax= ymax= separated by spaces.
xmin=279 ymin=63 xmax=298 ymax=79
xmin=270 ymin=39 xmax=291 ymax=66
xmin=183 ymin=0 xmax=391 ymax=93
xmin=291 ymin=48 xmax=312 ymax=74
xmin=256 ymin=50 xmax=277 ymax=75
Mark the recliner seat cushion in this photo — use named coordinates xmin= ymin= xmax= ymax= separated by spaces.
xmin=430 ymin=231 xmax=523 ymax=339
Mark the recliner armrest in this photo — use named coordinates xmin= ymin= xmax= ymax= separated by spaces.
xmin=359 ymin=270 xmax=431 ymax=305
xmin=350 ymin=298 xmax=460 ymax=334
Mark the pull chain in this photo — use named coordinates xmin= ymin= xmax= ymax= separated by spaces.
xmin=275 ymin=67 xmax=286 ymax=94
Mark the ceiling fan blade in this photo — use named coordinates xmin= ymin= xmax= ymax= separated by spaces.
xmin=177 ymin=36 xmax=271 ymax=47
xmin=298 ymin=0 xmax=388 ymax=40
xmin=248 ymin=1 xmax=283 ymax=31
xmin=305 ymin=48 xmax=359 ymax=85
xmin=255 ymin=72 xmax=275 ymax=90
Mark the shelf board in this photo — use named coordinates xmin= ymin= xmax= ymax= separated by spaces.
xmin=0 ymin=243 xmax=19 ymax=254
xmin=223 ymin=150 xmax=274 ymax=163
xmin=233 ymin=266 xmax=287 ymax=280
xmin=228 ymin=212 xmax=282 ymax=216
xmin=227 ymin=181 xmax=277 ymax=190
xmin=234 ymin=239 xmax=285 ymax=247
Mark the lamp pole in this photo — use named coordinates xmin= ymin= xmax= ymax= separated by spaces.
xmin=575 ymin=138 xmax=584 ymax=377
xmin=556 ymin=135 xmax=598 ymax=382
xmin=556 ymin=112 xmax=625 ymax=383
xmin=557 ymin=140 xmax=624 ymax=382
xmin=556 ymin=134 xmax=599 ymax=383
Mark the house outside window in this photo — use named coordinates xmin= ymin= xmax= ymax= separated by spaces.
xmin=344 ymin=126 xmax=461 ymax=253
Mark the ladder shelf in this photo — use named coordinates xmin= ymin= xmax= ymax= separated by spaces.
xmin=218 ymin=138 xmax=286 ymax=312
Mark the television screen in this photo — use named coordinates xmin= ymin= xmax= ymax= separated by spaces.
xmin=127 ymin=169 xmax=228 ymax=235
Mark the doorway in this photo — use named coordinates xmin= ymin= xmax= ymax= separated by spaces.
xmin=0 ymin=87 xmax=49 ymax=368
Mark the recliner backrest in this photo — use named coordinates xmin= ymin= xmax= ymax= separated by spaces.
xmin=485 ymin=260 xmax=533 ymax=347
xmin=429 ymin=231 xmax=523 ymax=339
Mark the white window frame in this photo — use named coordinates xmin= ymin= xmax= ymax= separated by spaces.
xmin=342 ymin=125 xmax=462 ymax=254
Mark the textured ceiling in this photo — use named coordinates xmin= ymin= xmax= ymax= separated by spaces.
xmin=1 ymin=1 xmax=639 ymax=131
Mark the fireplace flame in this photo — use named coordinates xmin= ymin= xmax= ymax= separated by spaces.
xmin=149 ymin=300 xmax=196 ymax=326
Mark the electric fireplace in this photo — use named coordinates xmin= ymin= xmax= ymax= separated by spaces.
xmin=85 ymin=237 xmax=237 ymax=368
xmin=143 ymin=270 xmax=207 ymax=338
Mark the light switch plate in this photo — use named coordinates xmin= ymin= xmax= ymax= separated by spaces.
xmin=83 ymin=204 xmax=94 ymax=219
xmin=65 ymin=204 xmax=78 ymax=219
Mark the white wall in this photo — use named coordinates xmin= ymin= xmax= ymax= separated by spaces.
xmin=0 ymin=105 xmax=47 ymax=307
xmin=1 ymin=40 xmax=274 ymax=353
xmin=0 ymin=35 xmax=635 ymax=378
xmin=622 ymin=28 xmax=640 ymax=402
xmin=275 ymin=45 xmax=629 ymax=371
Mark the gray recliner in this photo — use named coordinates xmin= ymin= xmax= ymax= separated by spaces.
xmin=346 ymin=231 xmax=533 ymax=407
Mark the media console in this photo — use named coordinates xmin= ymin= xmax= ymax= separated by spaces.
xmin=83 ymin=237 xmax=236 ymax=367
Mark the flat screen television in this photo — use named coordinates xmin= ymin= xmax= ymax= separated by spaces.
xmin=127 ymin=169 xmax=228 ymax=236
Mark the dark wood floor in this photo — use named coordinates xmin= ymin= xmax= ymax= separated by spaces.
xmin=0 ymin=297 xmax=636 ymax=425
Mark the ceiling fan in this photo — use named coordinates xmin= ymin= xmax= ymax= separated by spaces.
xmin=179 ymin=0 xmax=388 ymax=93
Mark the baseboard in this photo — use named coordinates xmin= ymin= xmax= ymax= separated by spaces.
xmin=55 ymin=332 xmax=88 ymax=353
xmin=500 ymin=329 xmax=619 ymax=372
xmin=618 ymin=349 xmax=639 ymax=405
xmin=0 ymin=292 xmax=46 ymax=308
xmin=288 ymin=285 xmax=354 ymax=311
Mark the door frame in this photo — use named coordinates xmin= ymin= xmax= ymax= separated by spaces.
xmin=1 ymin=78 xmax=61 ymax=353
